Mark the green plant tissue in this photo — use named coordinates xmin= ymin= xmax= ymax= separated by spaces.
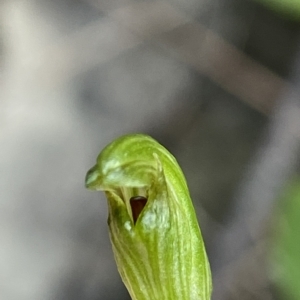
xmin=254 ymin=0 xmax=300 ymax=20
xmin=271 ymin=178 xmax=300 ymax=300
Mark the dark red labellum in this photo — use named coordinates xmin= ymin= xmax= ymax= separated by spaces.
xmin=130 ymin=196 xmax=147 ymax=224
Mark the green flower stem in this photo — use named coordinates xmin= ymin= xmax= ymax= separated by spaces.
xmin=85 ymin=134 xmax=212 ymax=300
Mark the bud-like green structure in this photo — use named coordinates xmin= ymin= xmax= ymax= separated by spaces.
xmin=85 ymin=134 xmax=212 ymax=300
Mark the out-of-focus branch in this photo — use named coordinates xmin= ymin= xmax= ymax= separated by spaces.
xmin=32 ymin=0 xmax=287 ymax=115
xmin=155 ymin=21 xmax=286 ymax=115
xmin=210 ymin=42 xmax=300 ymax=299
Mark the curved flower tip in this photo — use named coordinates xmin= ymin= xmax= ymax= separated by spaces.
xmin=85 ymin=133 xmax=212 ymax=300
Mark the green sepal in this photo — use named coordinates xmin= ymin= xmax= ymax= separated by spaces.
xmin=85 ymin=134 xmax=212 ymax=300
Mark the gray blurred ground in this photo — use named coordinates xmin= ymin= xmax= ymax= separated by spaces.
xmin=1 ymin=0 xmax=300 ymax=299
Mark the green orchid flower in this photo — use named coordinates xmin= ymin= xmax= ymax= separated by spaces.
xmin=85 ymin=134 xmax=212 ymax=300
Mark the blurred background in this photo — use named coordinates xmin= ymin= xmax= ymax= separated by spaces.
xmin=1 ymin=0 xmax=300 ymax=299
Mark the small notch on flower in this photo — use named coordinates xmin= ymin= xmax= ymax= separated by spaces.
xmin=130 ymin=196 xmax=147 ymax=224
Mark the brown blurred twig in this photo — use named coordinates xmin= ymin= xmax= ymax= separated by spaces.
xmin=34 ymin=0 xmax=288 ymax=115
xmin=211 ymin=47 xmax=300 ymax=298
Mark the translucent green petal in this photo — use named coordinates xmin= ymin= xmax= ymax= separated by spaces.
xmin=85 ymin=134 xmax=212 ymax=300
